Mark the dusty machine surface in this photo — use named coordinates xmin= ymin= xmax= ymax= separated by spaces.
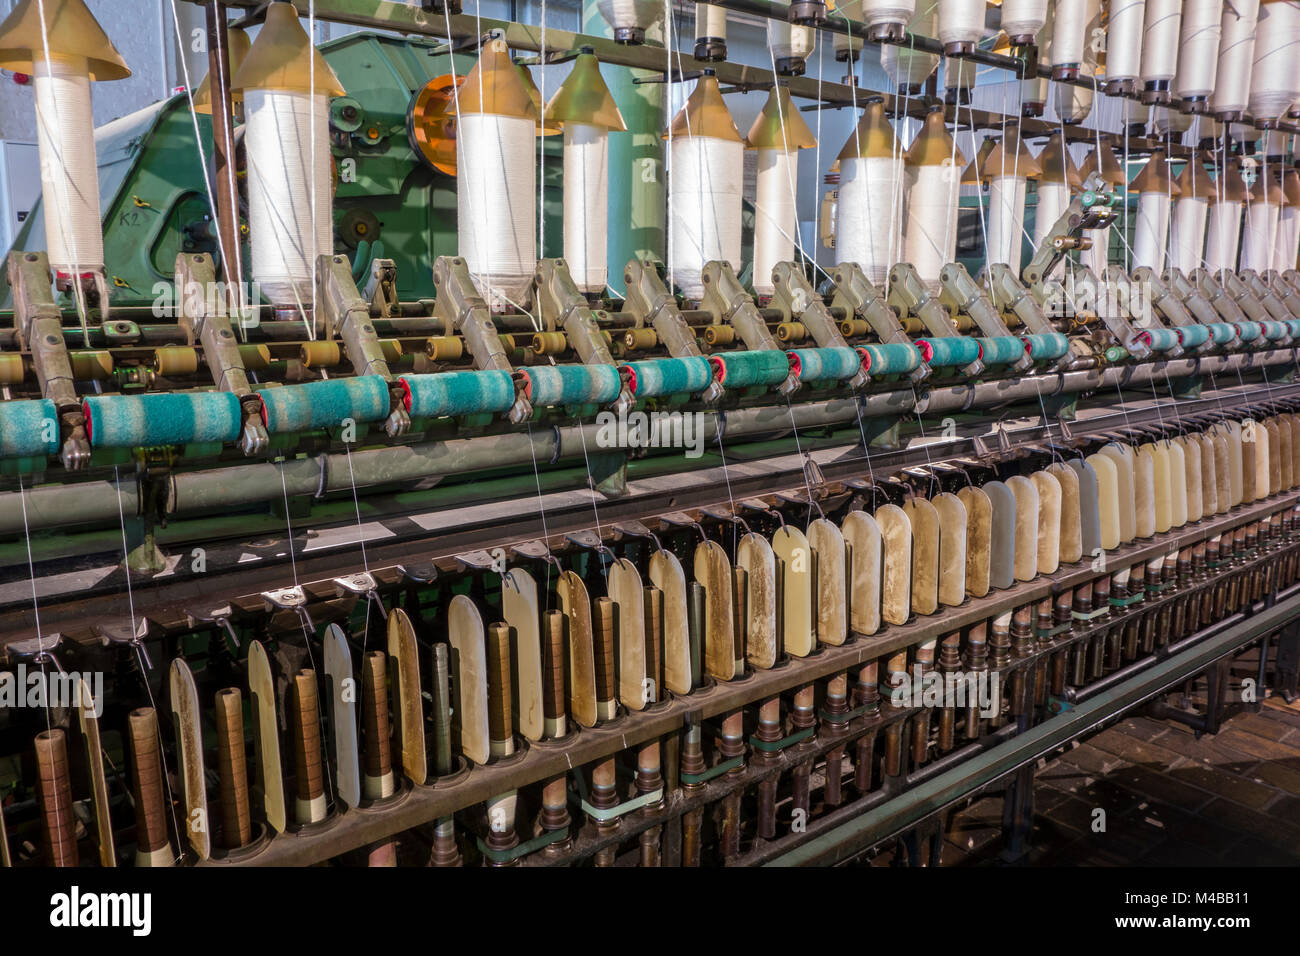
xmin=0 ymin=0 xmax=1299 ymax=892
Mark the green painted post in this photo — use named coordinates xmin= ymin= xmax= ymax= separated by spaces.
xmin=581 ymin=1 xmax=666 ymax=296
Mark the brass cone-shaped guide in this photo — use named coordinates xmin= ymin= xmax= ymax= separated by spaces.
xmin=0 ymin=0 xmax=130 ymax=80
xmin=980 ymin=124 xmax=1043 ymax=181
xmin=1078 ymin=136 xmax=1125 ymax=186
xmin=545 ymin=53 xmax=626 ymax=131
xmin=746 ymin=86 xmax=816 ymax=150
xmin=1037 ymin=132 xmax=1082 ymax=189
xmin=193 ymin=27 xmax=251 ymax=115
xmin=1174 ymin=155 xmax=1214 ymax=199
xmin=905 ymin=106 xmax=965 ymax=168
xmin=452 ymin=38 xmax=538 ymax=118
xmin=1209 ymin=161 xmax=1249 ymax=204
xmin=517 ymin=63 xmax=561 ymax=134
xmin=962 ymin=135 xmax=995 ymax=185
xmin=1130 ymin=150 xmax=1179 ymax=195
xmin=230 ymin=2 xmax=344 ymax=96
xmin=836 ymin=97 xmax=898 ymax=160
xmin=665 ymin=73 xmax=742 ymax=141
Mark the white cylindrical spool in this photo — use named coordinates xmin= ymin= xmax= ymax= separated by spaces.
xmin=1051 ymin=0 xmax=1090 ymax=68
xmin=457 ymin=112 xmax=537 ymax=311
xmin=244 ymin=89 xmax=332 ymax=307
xmin=752 ymin=147 xmax=798 ymax=296
xmin=939 ymin=0 xmax=985 ymax=49
xmin=1001 ymin=0 xmax=1048 ymax=40
xmin=1240 ymin=198 xmax=1280 ymax=272
xmin=1140 ymin=0 xmax=1182 ymax=88
xmin=1132 ymin=191 xmax=1171 ymax=271
xmin=1204 ymin=201 xmax=1243 ymax=272
xmin=595 ymin=0 xmax=660 ymax=37
xmin=987 ymin=175 xmax=1028 ymax=267
xmin=32 ymin=56 xmax=104 ymax=275
xmin=1169 ymin=196 xmax=1208 ymax=273
xmin=836 ymin=155 xmax=903 ymax=285
xmin=1211 ymin=0 xmax=1258 ymax=117
xmin=904 ymin=162 xmax=960 ymax=285
xmin=1249 ymin=2 xmax=1300 ymax=121
xmin=1106 ymin=0 xmax=1145 ymax=85
xmin=1033 ymin=180 xmax=1071 ymax=249
xmin=1054 ymin=80 xmax=1094 ymax=123
xmin=1174 ymin=0 xmax=1223 ymax=101
xmin=696 ymin=3 xmax=728 ymax=40
xmin=768 ymin=19 xmax=816 ymax=67
xmin=669 ymin=135 xmax=743 ymax=301
xmin=563 ymin=122 xmax=609 ymax=294
xmin=1082 ymin=226 xmax=1110 ymax=274
xmin=1275 ymin=204 xmax=1300 ymax=272
xmin=882 ymin=7 xmax=939 ymax=90
xmin=864 ymin=0 xmax=917 ymax=30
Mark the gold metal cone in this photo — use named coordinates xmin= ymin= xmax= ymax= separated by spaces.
xmin=409 ymin=73 xmax=461 ymax=176
xmin=746 ymin=86 xmax=815 ymax=150
xmin=905 ymin=106 xmax=966 ymax=168
xmin=962 ymin=136 xmax=995 ymax=184
xmin=1174 ymin=154 xmax=1214 ymax=199
xmin=193 ymin=27 xmax=251 ymax=115
xmin=0 ymin=0 xmax=130 ymax=81
xmin=1078 ymin=136 xmax=1125 ymax=186
xmin=1209 ymin=162 xmax=1249 ymax=204
xmin=517 ymin=63 xmax=561 ymax=134
xmin=1036 ymin=132 xmax=1082 ymax=189
xmin=836 ymin=97 xmax=898 ymax=160
xmin=1249 ymin=168 xmax=1284 ymax=204
xmin=1129 ymin=150 xmax=1179 ymax=195
xmin=1285 ymin=170 xmax=1300 ymax=206
xmin=665 ymin=74 xmax=742 ymax=142
xmin=230 ymin=2 xmax=344 ymax=96
xmin=451 ymin=38 xmax=538 ymax=119
xmin=545 ymin=53 xmax=625 ymax=132
xmin=980 ymin=123 xmax=1043 ymax=181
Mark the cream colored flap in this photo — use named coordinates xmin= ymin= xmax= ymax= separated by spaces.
xmin=1006 ymin=475 xmax=1039 ymax=582
xmin=1242 ymin=420 xmax=1258 ymax=504
xmin=1085 ymin=453 xmax=1121 ymax=551
xmin=1033 ymin=470 xmax=1062 ymax=575
xmin=609 ymin=558 xmax=649 ymax=711
xmin=983 ymin=480 xmax=1016 ymax=590
xmin=323 ymin=625 xmax=359 ymax=811
xmin=558 ymin=571 xmax=597 ymax=728
xmin=1047 ymin=463 xmax=1082 ymax=564
xmin=169 ymin=659 xmax=210 ymax=861
xmin=931 ymin=492 xmax=967 ymax=606
xmin=1262 ymin=420 xmax=1278 ymax=498
xmin=694 ymin=539 xmax=738 ymax=680
xmin=1166 ymin=439 xmax=1188 ymax=527
xmin=248 ymin=640 xmax=285 ymax=834
xmin=1068 ymin=459 xmax=1102 ymax=560
xmin=843 ymin=510 xmax=882 ymax=634
xmin=1146 ymin=442 xmax=1172 ymax=533
xmin=448 ymin=595 xmax=490 ymax=765
xmin=1212 ymin=429 xmax=1233 ymax=511
xmin=76 ymin=677 xmax=115 ymax=866
xmin=1197 ymin=433 xmax=1217 ymax=517
xmin=1133 ymin=444 xmax=1156 ymax=538
xmin=648 ymin=550 xmax=691 ymax=695
xmin=501 ymin=568 xmax=544 ymax=740
xmin=957 ymin=485 xmax=991 ymax=598
xmin=772 ymin=525 xmax=814 ymax=657
xmin=387 ymin=608 xmax=427 ymax=785
xmin=808 ymin=518 xmax=848 ymax=645
xmin=1276 ymin=416 xmax=1294 ymax=490
xmin=1223 ymin=421 xmax=1244 ymax=506
xmin=736 ymin=531 xmax=778 ymax=668
xmin=903 ymin=497 xmax=940 ymax=616
xmin=1181 ymin=436 xmax=1203 ymax=523
xmin=875 ymin=503 xmax=913 ymax=626
xmin=1102 ymin=443 xmax=1136 ymax=542
xmin=1288 ymin=414 xmax=1300 ymax=489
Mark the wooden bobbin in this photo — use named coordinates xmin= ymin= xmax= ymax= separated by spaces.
xmin=34 ymin=729 xmax=78 ymax=867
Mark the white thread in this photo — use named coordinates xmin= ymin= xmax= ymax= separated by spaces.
xmin=938 ymin=0 xmax=984 ymax=48
xmin=1173 ymin=0 xmax=1223 ymax=101
xmin=1001 ymin=0 xmax=1047 ymax=40
xmin=1169 ymin=194 xmax=1208 ymax=273
xmin=836 ymin=155 xmax=902 ymax=285
xmin=1132 ymin=189 xmax=1170 ymax=271
xmin=457 ymin=112 xmax=536 ymax=311
xmin=668 ymin=135 xmax=742 ymax=301
xmin=903 ymin=161 xmax=960 ymax=286
xmin=987 ymin=174 xmax=1027 ymax=267
xmin=1051 ymin=0 xmax=1090 ymax=68
xmin=1275 ymin=201 xmax=1300 ymax=272
xmin=244 ymin=89 xmax=332 ymax=307
xmin=1105 ymin=0 xmax=1144 ymax=85
xmin=1032 ymin=178 xmax=1070 ymax=251
xmin=1204 ymin=198 xmax=1243 ymax=272
xmin=1249 ymin=2 xmax=1300 ymax=122
xmin=1240 ymin=194 xmax=1279 ymax=271
xmin=752 ymin=148 xmax=797 ymax=296
xmin=882 ymin=6 xmax=938 ymax=91
xmin=1211 ymin=0 xmax=1258 ymax=116
xmin=32 ymin=56 xmax=103 ymax=274
xmin=1140 ymin=0 xmax=1181 ymax=86
xmin=563 ymin=122 xmax=609 ymax=293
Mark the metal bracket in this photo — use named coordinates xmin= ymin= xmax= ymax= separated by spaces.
xmin=939 ymin=262 xmax=1032 ymax=372
xmin=535 ymin=258 xmax=633 ymax=411
xmin=362 ymin=258 xmax=399 ymax=319
xmin=698 ymin=262 xmax=799 ymax=395
xmin=828 ymin=262 xmax=930 ymax=384
xmin=621 ymin=258 xmax=723 ymax=403
xmin=888 ymin=263 xmax=984 ymax=377
xmin=769 ymin=261 xmax=868 ymax=387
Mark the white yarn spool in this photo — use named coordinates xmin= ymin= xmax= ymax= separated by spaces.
xmin=1211 ymin=0 xmax=1258 ymax=116
xmin=595 ymin=0 xmax=661 ymax=36
xmin=1249 ymin=2 xmax=1300 ymax=122
xmin=904 ymin=162 xmax=960 ymax=285
xmin=669 ymin=135 xmax=743 ymax=301
xmin=563 ymin=122 xmax=609 ymax=293
xmin=1174 ymin=0 xmax=1223 ymax=101
xmin=938 ymin=0 xmax=986 ymax=50
xmin=882 ymin=7 xmax=939 ymax=90
xmin=836 ymin=155 xmax=903 ymax=285
xmin=1054 ymin=80 xmax=1094 ymax=124
xmin=752 ymin=148 xmax=798 ymax=296
xmin=864 ymin=0 xmax=916 ymax=30
xmin=32 ymin=56 xmax=104 ymax=275
xmin=1275 ymin=204 xmax=1300 ymax=272
xmin=696 ymin=3 xmax=728 ymax=41
xmin=767 ymin=20 xmax=816 ymax=65
xmin=1105 ymin=0 xmax=1145 ymax=85
xmin=1169 ymin=196 xmax=1208 ymax=273
xmin=1081 ymin=226 xmax=1109 ymax=274
xmin=1033 ymin=179 xmax=1070 ymax=248
xmin=1051 ymin=0 xmax=1090 ymax=69
xmin=1001 ymin=0 xmax=1048 ymax=41
xmin=244 ymin=89 xmax=332 ymax=307
xmin=1204 ymin=201 xmax=1243 ymax=272
xmin=1140 ymin=0 xmax=1182 ymax=88
xmin=1240 ymin=197 xmax=1280 ymax=271
xmin=987 ymin=175 xmax=1027 ymax=267
xmin=457 ymin=113 xmax=536 ymax=311
xmin=1132 ymin=191 xmax=1171 ymax=271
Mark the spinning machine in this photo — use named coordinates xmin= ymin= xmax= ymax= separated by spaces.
xmin=2 ymin=0 xmax=1300 ymax=870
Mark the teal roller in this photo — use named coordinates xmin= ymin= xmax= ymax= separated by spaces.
xmin=1261 ymin=319 xmax=1289 ymax=341
xmin=1020 ymin=333 xmax=1069 ymax=361
xmin=84 ymin=391 xmax=242 ymax=448
xmin=1286 ymin=319 xmax=1300 ymax=338
xmin=1133 ymin=328 xmax=1180 ymax=353
xmin=401 ymin=370 xmax=515 ymax=418
xmin=522 ymin=364 xmax=621 ymax=407
xmin=1104 ymin=345 xmax=1131 ymax=363
xmin=621 ymin=356 xmax=713 ymax=398
xmin=707 ymin=350 xmax=790 ymax=389
xmin=858 ymin=343 xmax=921 ymax=376
xmin=0 ymin=398 xmax=59 ymax=458
xmin=789 ymin=347 xmax=861 ymax=383
xmin=1174 ymin=324 xmax=1210 ymax=349
xmin=916 ymin=336 xmax=980 ymax=368
xmin=1207 ymin=323 xmax=1237 ymax=345
xmin=259 ymin=375 xmax=390 ymax=434
xmin=1235 ymin=321 xmax=1263 ymax=342
xmin=977 ymin=336 xmax=1028 ymax=366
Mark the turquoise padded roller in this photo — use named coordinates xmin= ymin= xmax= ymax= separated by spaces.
xmin=707 ymin=350 xmax=790 ymax=389
xmin=977 ymin=336 xmax=1028 ymax=366
xmin=84 ymin=391 xmax=242 ymax=448
xmin=400 ymin=370 xmax=515 ymax=418
xmin=259 ymin=375 xmax=390 ymax=434
xmin=915 ymin=336 xmax=980 ymax=368
xmin=789 ymin=347 xmax=862 ymax=383
xmin=1206 ymin=323 xmax=1237 ymax=345
xmin=1234 ymin=321 xmax=1263 ymax=342
xmin=522 ymin=364 xmax=621 ymax=407
xmin=1020 ymin=333 xmax=1069 ymax=361
xmin=857 ymin=343 xmax=920 ymax=376
xmin=1260 ymin=319 xmax=1288 ymax=341
xmin=1286 ymin=319 xmax=1300 ymax=338
xmin=1132 ymin=328 xmax=1180 ymax=352
xmin=621 ymin=357 xmax=713 ymax=398
xmin=0 ymin=398 xmax=59 ymax=458
xmin=1173 ymin=324 xmax=1210 ymax=349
